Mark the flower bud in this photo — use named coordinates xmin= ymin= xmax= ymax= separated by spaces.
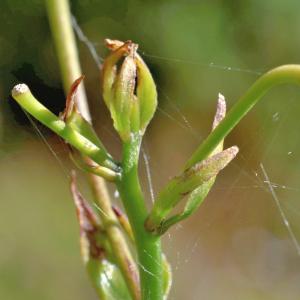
xmin=146 ymin=146 xmax=239 ymax=233
xmin=160 ymin=94 xmax=227 ymax=234
xmin=178 ymin=94 xmax=226 ymax=216
xmin=104 ymin=39 xmax=157 ymax=139
xmin=70 ymin=172 xmax=131 ymax=300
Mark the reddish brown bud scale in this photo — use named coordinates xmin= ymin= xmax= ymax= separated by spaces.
xmin=102 ymin=41 xmax=132 ymax=109
xmin=70 ymin=171 xmax=105 ymax=262
xmin=60 ymin=77 xmax=110 ymax=167
xmin=65 ymin=75 xmax=85 ymax=120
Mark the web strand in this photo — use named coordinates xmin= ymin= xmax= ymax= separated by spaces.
xmin=260 ymin=163 xmax=300 ymax=256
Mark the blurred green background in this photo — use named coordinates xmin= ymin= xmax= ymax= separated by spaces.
xmin=1 ymin=0 xmax=300 ymax=299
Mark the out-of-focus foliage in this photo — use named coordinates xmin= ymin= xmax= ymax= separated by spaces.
xmin=1 ymin=1 xmax=300 ymax=300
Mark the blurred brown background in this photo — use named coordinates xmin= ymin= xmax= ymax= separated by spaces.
xmin=1 ymin=0 xmax=300 ymax=299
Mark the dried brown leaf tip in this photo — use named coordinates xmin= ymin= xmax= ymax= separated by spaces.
xmin=105 ymin=39 xmax=132 ymax=54
xmin=60 ymin=75 xmax=85 ymax=121
xmin=212 ymin=93 xmax=226 ymax=131
xmin=70 ymin=171 xmax=106 ymax=262
xmin=59 ymin=76 xmax=109 ymax=161
xmin=112 ymin=205 xmax=135 ymax=244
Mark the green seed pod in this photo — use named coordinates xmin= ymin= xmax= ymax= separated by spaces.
xmin=70 ymin=173 xmax=131 ymax=300
xmin=145 ymin=146 xmax=239 ymax=233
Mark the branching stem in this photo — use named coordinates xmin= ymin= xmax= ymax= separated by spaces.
xmin=184 ymin=65 xmax=300 ymax=170
xmin=116 ymin=136 xmax=163 ymax=300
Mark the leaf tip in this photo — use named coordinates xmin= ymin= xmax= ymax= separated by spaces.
xmin=212 ymin=93 xmax=226 ymax=131
xmin=229 ymin=145 xmax=239 ymax=156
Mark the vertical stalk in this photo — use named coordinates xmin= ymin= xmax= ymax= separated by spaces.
xmin=88 ymin=165 xmax=140 ymax=300
xmin=45 ymin=0 xmax=91 ymax=122
xmin=116 ymin=136 xmax=163 ymax=300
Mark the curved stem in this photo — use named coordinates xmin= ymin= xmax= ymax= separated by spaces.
xmin=116 ymin=136 xmax=163 ymax=300
xmin=184 ymin=64 xmax=300 ymax=170
xmin=11 ymin=85 xmax=118 ymax=171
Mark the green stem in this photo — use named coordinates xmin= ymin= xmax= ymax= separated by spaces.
xmin=116 ymin=136 xmax=163 ymax=300
xmin=88 ymin=160 xmax=140 ymax=300
xmin=11 ymin=85 xmax=118 ymax=171
xmin=45 ymin=0 xmax=91 ymax=122
xmin=184 ymin=64 xmax=300 ymax=170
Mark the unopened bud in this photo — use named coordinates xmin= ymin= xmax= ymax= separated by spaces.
xmin=104 ymin=39 xmax=158 ymax=140
xmin=159 ymin=95 xmax=228 ymax=234
xmin=70 ymin=172 xmax=131 ymax=299
xmin=146 ymin=146 xmax=239 ymax=233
